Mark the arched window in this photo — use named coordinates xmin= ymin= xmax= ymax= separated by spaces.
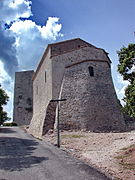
xmin=88 ymin=66 xmax=94 ymax=76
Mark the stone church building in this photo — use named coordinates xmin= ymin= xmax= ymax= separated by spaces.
xmin=13 ymin=38 xmax=125 ymax=137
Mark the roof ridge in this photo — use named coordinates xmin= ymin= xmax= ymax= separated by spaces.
xmin=48 ymin=38 xmax=97 ymax=49
xmin=48 ymin=38 xmax=81 ymax=46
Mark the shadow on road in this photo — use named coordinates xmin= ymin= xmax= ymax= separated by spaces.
xmin=0 ymin=128 xmax=16 ymax=134
xmin=0 ymin=137 xmax=48 ymax=171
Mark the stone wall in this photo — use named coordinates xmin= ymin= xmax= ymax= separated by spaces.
xmin=52 ymin=46 xmax=110 ymax=99
xmin=59 ymin=61 xmax=125 ymax=132
xmin=42 ymin=101 xmax=57 ymax=135
xmin=28 ymin=39 xmax=126 ymax=137
xmin=13 ymin=70 xmax=34 ymax=126
xmin=51 ymin=38 xmax=93 ymax=56
xmin=29 ymin=48 xmax=53 ymax=137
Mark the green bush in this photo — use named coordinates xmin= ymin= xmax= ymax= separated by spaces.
xmin=3 ymin=122 xmax=18 ymax=126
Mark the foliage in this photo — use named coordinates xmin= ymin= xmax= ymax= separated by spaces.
xmin=118 ymin=44 xmax=135 ymax=83
xmin=0 ymin=84 xmax=9 ymax=125
xmin=3 ymin=122 xmax=18 ymax=126
xmin=122 ymin=83 xmax=135 ymax=117
xmin=117 ymin=44 xmax=135 ymax=117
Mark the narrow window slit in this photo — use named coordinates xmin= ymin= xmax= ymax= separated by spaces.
xmin=36 ymin=86 xmax=38 ymax=94
xmin=45 ymin=71 xmax=46 ymax=83
xmin=88 ymin=66 xmax=94 ymax=76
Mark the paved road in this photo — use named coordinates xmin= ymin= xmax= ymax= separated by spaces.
xmin=0 ymin=127 xmax=111 ymax=180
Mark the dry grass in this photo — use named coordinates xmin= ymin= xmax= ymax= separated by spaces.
xmin=116 ymin=144 xmax=135 ymax=171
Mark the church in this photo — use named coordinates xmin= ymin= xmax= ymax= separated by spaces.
xmin=13 ymin=38 xmax=125 ymax=137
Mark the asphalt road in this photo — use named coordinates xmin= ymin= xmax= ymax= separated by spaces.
xmin=0 ymin=127 xmax=111 ymax=180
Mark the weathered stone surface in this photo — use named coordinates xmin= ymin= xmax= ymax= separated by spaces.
xmin=13 ymin=70 xmax=34 ymax=126
xmin=17 ymin=38 xmax=126 ymax=137
xmin=28 ymin=48 xmax=52 ymax=137
xmin=42 ymin=101 xmax=57 ymax=135
xmin=59 ymin=61 xmax=125 ymax=132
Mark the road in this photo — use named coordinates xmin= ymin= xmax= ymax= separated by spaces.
xmin=0 ymin=127 xmax=110 ymax=180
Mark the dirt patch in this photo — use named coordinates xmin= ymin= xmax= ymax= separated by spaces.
xmin=44 ymin=130 xmax=135 ymax=180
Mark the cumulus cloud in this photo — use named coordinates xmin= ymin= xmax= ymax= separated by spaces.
xmin=0 ymin=0 xmax=63 ymax=77
xmin=0 ymin=0 xmax=32 ymax=24
xmin=38 ymin=17 xmax=63 ymax=39
xmin=10 ymin=18 xmax=63 ymax=70
xmin=114 ymin=73 xmax=129 ymax=105
xmin=0 ymin=24 xmax=18 ymax=77
xmin=111 ymin=64 xmax=130 ymax=105
xmin=0 ymin=0 xmax=63 ymax=119
xmin=10 ymin=17 xmax=63 ymax=40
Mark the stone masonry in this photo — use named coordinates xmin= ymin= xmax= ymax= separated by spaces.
xmin=13 ymin=70 xmax=34 ymax=126
xmin=27 ymin=38 xmax=126 ymax=138
xmin=59 ymin=61 xmax=125 ymax=132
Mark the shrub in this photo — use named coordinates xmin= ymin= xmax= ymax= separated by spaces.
xmin=3 ymin=122 xmax=18 ymax=126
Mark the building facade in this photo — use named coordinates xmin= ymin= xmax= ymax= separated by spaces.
xmin=27 ymin=38 xmax=125 ymax=137
xmin=13 ymin=70 xmax=34 ymax=126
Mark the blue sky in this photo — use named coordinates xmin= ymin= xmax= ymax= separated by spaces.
xmin=30 ymin=0 xmax=135 ymax=46
xmin=0 ymin=0 xmax=134 ymax=119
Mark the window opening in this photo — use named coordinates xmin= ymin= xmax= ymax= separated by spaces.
xmin=45 ymin=71 xmax=46 ymax=83
xmin=88 ymin=66 xmax=94 ymax=76
xmin=36 ymin=86 xmax=38 ymax=94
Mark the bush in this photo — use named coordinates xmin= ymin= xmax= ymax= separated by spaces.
xmin=3 ymin=122 xmax=18 ymax=126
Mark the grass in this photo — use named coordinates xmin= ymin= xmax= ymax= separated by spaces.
xmin=120 ymin=144 xmax=135 ymax=151
xmin=115 ymin=154 xmax=130 ymax=160
xmin=115 ymin=144 xmax=135 ymax=170
xmin=119 ymin=162 xmax=135 ymax=170
xmin=115 ymin=154 xmax=135 ymax=170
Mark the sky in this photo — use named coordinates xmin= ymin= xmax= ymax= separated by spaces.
xmin=0 ymin=0 xmax=134 ymax=120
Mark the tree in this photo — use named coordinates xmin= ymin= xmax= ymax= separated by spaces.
xmin=0 ymin=84 xmax=9 ymax=125
xmin=117 ymin=44 xmax=135 ymax=117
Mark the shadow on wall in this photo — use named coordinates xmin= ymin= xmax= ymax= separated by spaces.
xmin=42 ymin=101 xmax=57 ymax=135
xmin=0 ymin=136 xmax=49 ymax=171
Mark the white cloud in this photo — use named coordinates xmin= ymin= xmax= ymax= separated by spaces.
xmin=38 ymin=17 xmax=63 ymax=39
xmin=0 ymin=24 xmax=18 ymax=77
xmin=114 ymin=74 xmax=129 ymax=105
xmin=9 ymin=18 xmax=63 ymax=70
xmin=0 ymin=0 xmax=63 ymax=120
xmin=10 ymin=20 xmax=36 ymax=34
xmin=10 ymin=17 xmax=63 ymax=40
xmin=131 ymin=64 xmax=135 ymax=73
xmin=0 ymin=0 xmax=32 ymax=24
xmin=116 ymin=74 xmax=129 ymax=86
